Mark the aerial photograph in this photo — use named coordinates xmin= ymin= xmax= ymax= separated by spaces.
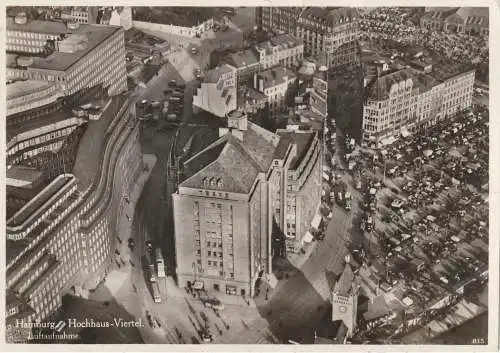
xmin=4 ymin=5 xmax=491 ymax=346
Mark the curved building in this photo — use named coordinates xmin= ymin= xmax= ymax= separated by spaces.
xmin=5 ymin=92 xmax=142 ymax=341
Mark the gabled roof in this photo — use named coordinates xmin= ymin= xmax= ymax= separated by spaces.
xmin=180 ymin=122 xmax=280 ymax=194
xmin=204 ymin=64 xmax=235 ymax=84
xmin=226 ymin=49 xmax=259 ymax=68
xmin=256 ymin=66 xmax=296 ymax=90
xmin=334 ymin=262 xmax=355 ymax=296
xmin=300 ymin=7 xmax=359 ymax=26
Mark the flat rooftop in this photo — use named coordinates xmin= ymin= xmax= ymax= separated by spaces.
xmin=7 ymin=174 xmax=73 ymax=228
xmin=6 ymin=18 xmax=121 ymax=72
xmin=7 ymin=80 xmax=55 ymax=100
xmin=71 ymin=93 xmax=130 ymax=190
xmin=7 ymin=166 xmax=43 ymax=184
xmin=7 ymin=108 xmax=77 ymax=142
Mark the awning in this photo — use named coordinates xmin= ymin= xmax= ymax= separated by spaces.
xmin=193 ymin=281 xmax=204 ymax=290
xmin=311 ymin=214 xmax=322 ymax=229
xmin=302 ymin=232 xmax=313 ymax=243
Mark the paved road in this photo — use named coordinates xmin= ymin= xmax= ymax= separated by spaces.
xmin=218 ymin=128 xmax=365 ymax=344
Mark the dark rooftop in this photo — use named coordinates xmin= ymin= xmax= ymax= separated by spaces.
xmin=276 ymin=131 xmax=315 ymax=170
xmin=226 ymin=49 xmax=259 ymax=68
xmin=7 ymin=166 xmax=43 ymax=184
xmin=301 ymin=7 xmax=359 ymax=26
xmin=7 ymin=108 xmax=79 ymax=142
xmin=181 ymin=122 xmax=279 ymax=194
xmin=7 ymin=174 xmax=73 ymax=228
xmin=71 ymin=93 xmax=130 ymax=190
xmin=6 ymin=18 xmax=121 ymax=71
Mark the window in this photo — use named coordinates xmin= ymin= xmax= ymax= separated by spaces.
xmin=208 ymin=251 xmax=212 ymax=256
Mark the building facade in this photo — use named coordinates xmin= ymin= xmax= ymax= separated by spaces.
xmin=6 ymin=16 xmax=127 ymax=97
xmin=297 ymin=7 xmax=360 ymax=69
xmin=5 ymin=93 xmax=143 ymax=341
xmin=362 ymin=68 xmax=475 ymax=147
xmin=253 ymin=66 xmax=296 ymax=117
xmin=7 ymin=81 xmax=64 ymax=116
xmin=279 ymin=130 xmax=322 ymax=253
xmin=192 ymin=64 xmax=238 ymax=118
xmin=421 ymin=7 xmax=489 ymax=37
xmin=173 ymin=112 xmax=322 ymax=297
xmin=254 ymin=33 xmax=304 ymax=70
xmin=257 ymin=7 xmax=303 ymax=34
xmin=223 ymin=49 xmax=260 ymax=86
xmin=331 ymin=259 xmax=359 ymax=342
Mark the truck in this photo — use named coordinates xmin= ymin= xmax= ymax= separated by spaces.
xmin=345 ymin=192 xmax=352 ymax=211
xmin=330 ymin=191 xmax=335 ymax=204
xmin=152 ymin=282 xmax=162 ymax=303
xmin=366 ymin=215 xmax=374 ymax=232
xmin=156 ymin=248 xmax=166 ymax=278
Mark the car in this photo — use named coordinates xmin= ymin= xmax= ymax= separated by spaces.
xmin=204 ymin=298 xmax=225 ymax=311
xmin=391 ymin=199 xmax=404 ymax=209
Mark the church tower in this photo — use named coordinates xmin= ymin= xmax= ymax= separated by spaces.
xmin=331 ymin=255 xmax=359 ymax=341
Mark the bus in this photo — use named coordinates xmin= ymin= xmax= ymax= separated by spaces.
xmin=156 ymin=248 xmax=165 ymax=278
xmin=152 ymin=282 xmax=161 ymax=303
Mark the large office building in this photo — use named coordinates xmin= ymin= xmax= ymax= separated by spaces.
xmin=192 ymin=64 xmax=238 ymax=118
xmin=256 ymin=7 xmax=303 ymax=35
xmin=296 ymin=7 xmax=360 ymax=69
xmin=362 ymin=66 xmax=475 ymax=147
xmin=173 ymin=111 xmax=322 ymax=297
xmin=6 ymin=13 xmax=127 ymax=97
xmin=5 ymin=91 xmax=142 ymax=342
xmin=256 ymin=7 xmax=360 ymax=69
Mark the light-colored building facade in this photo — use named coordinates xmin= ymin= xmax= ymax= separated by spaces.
xmin=133 ymin=19 xmax=213 ymax=38
xmin=297 ymin=7 xmax=360 ymax=69
xmin=362 ymin=68 xmax=475 ymax=147
xmin=253 ymin=66 xmax=296 ymax=116
xmin=7 ymin=80 xmax=64 ymax=116
xmin=173 ymin=112 xmax=322 ymax=296
xmin=254 ymin=33 xmax=304 ymax=70
xmin=192 ymin=64 xmax=238 ymax=118
xmin=60 ymin=7 xmax=98 ymax=24
xmin=6 ymin=17 xmax=127 ymax=97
